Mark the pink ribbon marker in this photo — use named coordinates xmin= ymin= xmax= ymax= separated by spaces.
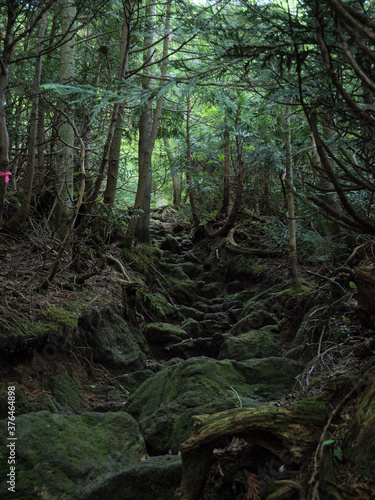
xmin=169 ymin=34 xmax=172 ymax=41
xmin=0 ymin=172 xmax=12 ymax=183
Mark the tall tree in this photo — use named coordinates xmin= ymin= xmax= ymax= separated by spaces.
xmin=285 ymin=95 xmax=301 ymax=290
xmin=51 ymin=0 xmax=77 ymax=239
xmin=4 ymin=11 xmax=48 ymax=232
xmin=126 ymin=0 xmax=171 ymax=244
xmin=0 ymin=0 xmax=16 ymax=222
xmin=102 ymin=0 xmax=132 ymax=206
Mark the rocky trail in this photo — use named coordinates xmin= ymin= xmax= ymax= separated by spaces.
xmin=1 ymin=208 xmax=375 ymax=499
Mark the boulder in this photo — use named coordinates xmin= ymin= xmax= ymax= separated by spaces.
xmin=78 ymin=307 xmax=147 ymax=371
xmin=125 ymin=356 xmax=301 ymax=455
xmin=80 ymin=456 xmax=182 ymax=500
xmin=50 ymin=373 xmax=89 ymax=414
xmin=230 ymin=310 xmax=277 ymax=335
xmin=144 ymin=322 xmax=188 ymax=344
xmin=165 ymin=337 xmax=218 ymax=359
xmin=218 ymin=329 xmax=282 ymax=361
xmin=160 ymin=234 xmax=181 ymax=254
xmin=179 ymin=306 xmax=205 ymax=322
xmin=0 ymin=411 xmax=145 ymax=499
xmin=181 ymin=318 xmax=201 ymax=337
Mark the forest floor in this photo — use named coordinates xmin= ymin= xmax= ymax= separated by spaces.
xmin=0 ymin=205 xmax=373 ymax=411
xmin=1 ymin=205 xmax=375 ymax=498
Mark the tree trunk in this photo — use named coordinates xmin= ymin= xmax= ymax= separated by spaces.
xmin=51 ymin=0 xmax=76 ymax=239
xmin=102 ymin=2 xmax=131 ymax=206
xmin=285 ymin=98 xmax=301 ymax=290
xmin=217 ymin=116 xmax=230 ymax=217
xmin=205 ymin=105 xmax=244 ymax=238
xmin=126 ymin=0 xmax=171 ymax=244
xmin=186 ymin=94 xmax=200 ymax=225
xmin=36 ymin=99 xmax=46 ymax=188
xmin=0 ymin=1 xmax=16 ymax=223
xmin=4 ymin=11 xmax=47 ymax=232
xmin=164 ymin=138 xmax=182 ymax=209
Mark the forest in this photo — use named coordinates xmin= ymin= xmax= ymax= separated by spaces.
xmin=0 ymin=0 xmax=375 ymax=499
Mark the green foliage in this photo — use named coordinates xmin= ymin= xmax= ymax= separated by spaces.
xmin=322 ymin=439 xmax=343 ymax=461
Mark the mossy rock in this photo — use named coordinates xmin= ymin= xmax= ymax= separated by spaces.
xmin=78 ymin=306 xmax=147 ymax=371
xmin=50 ymin=373 xmax=88 ymax=414
xmin=218 ymin=329 xmax=282 ymax=361
xmin=141 ymin=292 xmax=179 ymax=322
xmin=80 ymin=455 xmax=182 ymax=500
xmin=125 ymin=356 xmax=301 ymax=454
xmin=200 ymin=282 xmax=226 ymax=299
xmin=180 ymin=306 xmax=205 ymax=322
xmin=160 ymin=234 xmax=181 ymax=254
xmin=165 ymin=337 xmax=218 ymax=359
xmin=158 ymin=262 xmax=198 ymax=305
xmin=230 ymin=310 xmax=277 ymax=336
xmin=144 ymin=322 xmax=188 ymax=344
xmin=235 ymin=356 xmax=302 ymax=387
xmin=181 ymin=318 xmax=201 ymax=337
xmin=118 ymin=369 xmax=155 ymax=393
xmin=0 ymin=411 xmax=145 ymax=499
xmin=179 ymin=261 xmax=200 ymax=279
xmin=227 ymin=255 xmax=269 ymax=282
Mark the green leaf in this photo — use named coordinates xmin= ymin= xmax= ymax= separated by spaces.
xmin=322 ymin=439 xmax=335 ymax=447
xmin=333 ymin=447 xmax=343 ymax=461
xmin=349 ymin=281 xmax=357 ymax=289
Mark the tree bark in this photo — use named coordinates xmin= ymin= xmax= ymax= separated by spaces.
xmin=205 ymin=105 xmax=244 ymax=238
xmin=102 ymin=2 xmax=131 ymax=206
xmin=126 ymin=0 xmax=171 ymax=244
xmin=174 ymin=406 xmax=325 ymax=500
xmin=186 ymin=94 xmax=200 ymax=225
xmin=51 ymin=0 xmax=77 ymax=239
xmin=285 ymin=97 xmax=301 ymax=290
xmin=4 ymin=11 xmax=47 ymax=232
xmin=0 ymin=0 xmax=16 ymax=223
xmin=217 ymin=116 xmax=230 ymax=217
xmin=164 ymin=138 xmax=182 ymax=209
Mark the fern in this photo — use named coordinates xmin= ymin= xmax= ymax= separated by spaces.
xmin=333 ymin=446 xmax=343 ymax=461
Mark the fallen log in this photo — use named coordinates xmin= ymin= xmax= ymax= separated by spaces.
xmin=174 ymin=405 xmax=326 ymax=500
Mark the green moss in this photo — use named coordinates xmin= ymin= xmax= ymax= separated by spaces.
xmin=140 ymin=292 xmax=177 ymax=321
xmin=295 ymin=395 xmax=327 ymax=423
xmin=45 ymin=306 xmax=78 ymax=329
xmin=15 ymin=321 xmax=58 ymax=337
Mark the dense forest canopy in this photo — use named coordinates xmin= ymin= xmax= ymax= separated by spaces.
xmin=1 ymin=0 xmax=375 ymax=282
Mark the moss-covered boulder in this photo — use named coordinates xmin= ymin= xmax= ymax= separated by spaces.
xmin=0 ymin=411 xmax=145 ymax=499
xmin=80 ymin=455 xmax=182 ymax=500
xmin=230 ymin=310 xmax=277 ymax=335
xmin=158 ymin=262 xmax=198 ymax=305
xmin=50 ymin=373 xmax=89 ymax=414
xmin=144 ymin=322 xmax=188 ymax=344
xmin=125 ymin=356 xmax=302 ymax=454
xmin=180 ymin=318 xmax=201 ymax=338
xmin=118 ymin=369 xmax=155 ymax=393
xmin=179 ymin=306 xmax=205 ymax=322
xmin=78 ymin=306 xmax=147 ymax=371
xmin=218 ymin=328 xmax=282 ymax=361
xmin=160 ymin=234 xmax=181 ymax=254
xmin=165 ymin=337 xmax=218 ymax=359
